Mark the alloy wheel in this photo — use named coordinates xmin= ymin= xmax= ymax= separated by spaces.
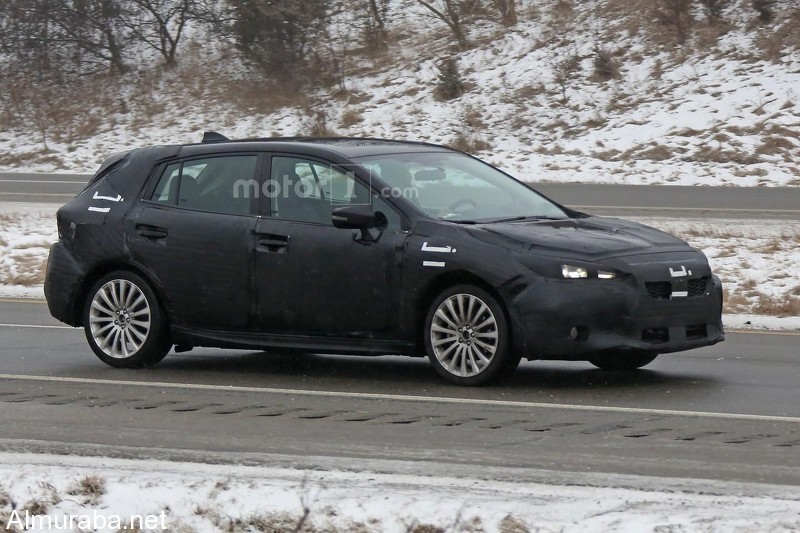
xmin=88 ymin=279 xmax=151 ymax=359
xmin=429 ymin=293 xmax=499 ymax=377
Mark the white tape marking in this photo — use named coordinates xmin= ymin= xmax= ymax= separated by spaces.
xmin=92 ymin=192 xmax=123 ymax=202
xmin=422 ymin=242 xmax=453 ymax=253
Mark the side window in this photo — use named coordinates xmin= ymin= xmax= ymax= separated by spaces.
xmin=372 ymin=194 xmax=402 ymax=231
xmin=152 ymin=163 xmax=181 ymax=204
xmin=271 ymin=157 xmax=402 ymax=229
xmin=150 ymin=155 xmax=258 ymax=216
xmin=272 ymin=157 xmax=367 ymax=224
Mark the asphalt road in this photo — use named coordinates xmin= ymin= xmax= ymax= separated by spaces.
xmin=1 ymin=172 xmax=799 ymax=219
xmin=1 ymin=300 xmax=799 ymax=486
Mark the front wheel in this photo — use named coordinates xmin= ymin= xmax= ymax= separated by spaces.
xmin=588 ymin=350 xmax=658 ymax=371
xmin=425 ymin=285 xmax=520 ymax=386
xmin=83 ymin=270 xmax=171 ymax=368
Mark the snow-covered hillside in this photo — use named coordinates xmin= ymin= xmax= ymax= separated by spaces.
xmin=0 ymin=0 xmax=798 ymax=186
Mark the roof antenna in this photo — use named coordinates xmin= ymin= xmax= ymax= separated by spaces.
xmin=202 ymin=131 xmax=229 ymax=143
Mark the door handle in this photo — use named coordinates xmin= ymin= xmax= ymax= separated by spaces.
xmin=136 ymin=224 xmax=168 ymax=240
xmin=257 ymin=233 xmax=289 ymax=253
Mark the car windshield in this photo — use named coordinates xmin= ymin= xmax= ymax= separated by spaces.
xmin=354 ymin=151 xmax=568 ymax=222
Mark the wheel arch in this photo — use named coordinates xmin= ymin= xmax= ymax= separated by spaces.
xmin=72 ymin=260 xmax=172 ymax=327
xmin=414 ymin=270 xmax=511 ymax=352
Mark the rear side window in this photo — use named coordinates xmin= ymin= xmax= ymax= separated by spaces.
xmin=150 ymin=155 xmax=258 ymax=216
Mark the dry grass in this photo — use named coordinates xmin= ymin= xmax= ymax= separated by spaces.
xmin=756 ymin=239 xmax=785 ymax=254
xmin=409 ymin=525 xmax=446 ymax=533
xmin=1 ymin=255 xmax=47 ymax=286
xmin=752 ymin=295 xmax=800 ymax=316
xmin=499 ymin=514 xmax=530 ymax=532
xmin=22 ymin=497 xmax=49 ymax=516
xmin=68 ymin=475 xmax=107 ymax=502
xmin=339 ymin=108 xmax=364 ymax=129
xmin=449 ymin=132 xmax=491 ymax=154
xmin=723 ymin=287 xmax=750 ymax=312
xmin=633 ymin=144 xmax=673 ymax=161
xmin=756 ymin=135 xmax=796 ymax=159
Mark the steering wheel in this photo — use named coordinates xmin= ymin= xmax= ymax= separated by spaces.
xmin=447 ymin=198 xmax=478 ymax=213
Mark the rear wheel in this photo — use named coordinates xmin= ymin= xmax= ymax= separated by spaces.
xmin=588 ymin=350 xmax=658 ymax=371
xmin=425 ymin=285 xmax=520 ymax=386
xmin=83 ymin=271 xmax=170 ymax=368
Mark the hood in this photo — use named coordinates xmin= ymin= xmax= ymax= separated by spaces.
xmin=468 ymin=216 xmax=691 ymax=259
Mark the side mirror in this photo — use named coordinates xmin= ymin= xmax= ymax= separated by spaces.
xmin=332 ymin=205 xmax=388 ymax=242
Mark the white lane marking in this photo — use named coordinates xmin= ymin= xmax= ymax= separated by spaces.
xmin=570 ymin=205 xmax=800 ymax=214
xmin=727 ymin=329 xmax=800 ymax=336
xmin=0 ymin=323 xmax=76 ymax=330
xmin=1 ymin=373 xmax=799 ymax=424
xmin=88 ymin=206 xmax=110 ymax=213
xmin=423 ymin=261 xmax=446 ymax=268
xmin=0 ymin=192 xmax=74 ymax=196
xmin=0 ymin=180 xmax=86 ymax=184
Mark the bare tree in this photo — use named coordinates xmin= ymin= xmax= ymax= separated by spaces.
xmin=751 ymin=0 xmax=775 ymax=23
xmin=126 ymin=0 xmax=196 ymax=68
xmin=227 ymin=0 xmax=331 ymax=84
xmin=0 ymin=0 xmax=60 ymax=78
xmin=46 ymin=0 xmax=133 ymax=74
xmin=415 ymin=0 xmax=482 ymax=50
xmin=698 ymin=0 xmax=728 ymax=23
xmin=655 ymin=0 xmax=693 ymax=43
xmin=550 ymin=45 xmax=581 ymax=103
xmin=363 ymin=0 xmax=391 ymax=49
xmin=488 ymin=0 xmax=517 ymax=26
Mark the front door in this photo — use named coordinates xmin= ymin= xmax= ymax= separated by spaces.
xmin=254 ymin=155 xmax=406 ymax=337
xmin=127 ymin=154 xmax=260 ymax=330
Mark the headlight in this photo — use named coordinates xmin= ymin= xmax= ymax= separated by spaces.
xmin=561 ymin=265 xmax=588 ymax=279
xmin=561 ymin=265 xmax=618 ymax=280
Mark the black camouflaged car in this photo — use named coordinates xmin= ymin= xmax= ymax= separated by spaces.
xmin=45 ymin=134 xmax=724 ymax=385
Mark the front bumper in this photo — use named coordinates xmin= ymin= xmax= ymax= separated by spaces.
xmin=44 ymin=241 xmax=87 ymax=327
xmin=509 ymin=274 xmax=724 ymax=360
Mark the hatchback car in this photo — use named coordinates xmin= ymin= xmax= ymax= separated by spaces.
xmin=45 ymin=134 xmax=724 ymax=385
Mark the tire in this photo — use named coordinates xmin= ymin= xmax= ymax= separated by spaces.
xmin=588 ymin=350 xmax=658 ymax=371
xmin=424 ymin=284 xmax=520 ymax=386
xmin=83 ymin=270 xmax=171 ymax=368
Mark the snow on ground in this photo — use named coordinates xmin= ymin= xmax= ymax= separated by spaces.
xmin=1 ymin=452 xmax=799 ymax=533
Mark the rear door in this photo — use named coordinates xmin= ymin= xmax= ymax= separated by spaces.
xmin=126 ymin=153 xmax=261 ymax=330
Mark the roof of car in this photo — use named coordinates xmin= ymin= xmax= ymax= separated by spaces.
xmin=176 ymin=134 xmax=456 ymax=159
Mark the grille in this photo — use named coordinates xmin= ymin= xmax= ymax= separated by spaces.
xmin=645 ymin=277 xmax=710 ymax=300
xmin=688 ymin=276 xmax=710 ymax=296
xmin=645 ymin=282 xmax=671 ymax=300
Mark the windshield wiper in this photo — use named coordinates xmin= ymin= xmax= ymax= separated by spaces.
xmin=486 ymin=215 xmax=568 ymax=223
